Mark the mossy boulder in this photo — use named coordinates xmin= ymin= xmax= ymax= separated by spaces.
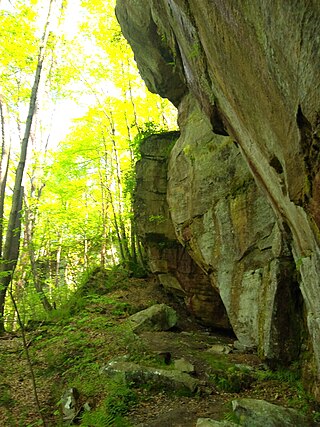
xmin=232 ymin=398 xmax=312 ymax=427
xmin=127 ymin=303 xmax=177 ymax=334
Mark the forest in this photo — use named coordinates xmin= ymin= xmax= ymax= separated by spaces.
xmin=1 ymin=1 xmax=320 ymax=426
xmin=0 ymin=0 xmax=176 ymax=331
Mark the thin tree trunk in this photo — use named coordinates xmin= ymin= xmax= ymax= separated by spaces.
xmin=0 ymin=0 xmax=55 ymax=333
xmin=101 ymin=128 xmax=130 ymax=265
xmin=105 ymin=112 xmax=131 ymax=263
xmin=109 ymin=227 xmax=117 ymax=266
xmin=55 ymin=235 xmax=63 ymax=288
xmin=108 ymin=188 xmax=125 ymax=263
xmin=83 ymin=194 xmax=89 ymax=270
xmin=126 ymin=60 xmax=140 ymax=132
xmin=137 ymin=238 xmax=146 ymax=268
xmin=0 ymin=98 xmax=10 ymax=258
xmin=123 ymin=107 xmax=139 ymax=268
xmin=9 ymin=289 xmax=47 ymax=426
xmin=100 ymin=213 xmax=107 ymax=269
xmin=130 ymin=218 xmax=138 ymax=265
xmin=98 ymin=163 xmax=108 ymax=269
xmin=24 ymin=202 xmax=52 ymax=312
xmin=111 ymin=142 xmax=131 ymax=261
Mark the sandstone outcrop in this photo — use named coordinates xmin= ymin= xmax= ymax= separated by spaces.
xmin=134 ymin=132 xmax=230 ymax=330
xmin=116 ymin=0 xmax=320 ymax=396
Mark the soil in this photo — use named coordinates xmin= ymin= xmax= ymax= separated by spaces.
xmin=0 ymin=275 xmax=319 ymax=426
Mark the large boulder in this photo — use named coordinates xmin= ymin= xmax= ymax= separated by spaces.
xmin=134 ymin=99 xmax=305 ymax=364
xmin=196 ymin=399 xmax=313 ymax=427
xmin=232 ymin=398 xmax=312 ymax=427
xmin=168 ymin=95 xmax=305 ymax=362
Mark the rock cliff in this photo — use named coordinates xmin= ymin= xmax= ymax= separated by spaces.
xmin=116 ymin=0 xmax=320 ymax=396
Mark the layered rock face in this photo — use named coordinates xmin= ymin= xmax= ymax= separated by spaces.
xmin=135 ymin=132 xmax=230 ymax=329
xmin=116 ymin=0 xmax=320 ymax=394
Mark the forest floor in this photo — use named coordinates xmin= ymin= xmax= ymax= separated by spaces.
xmin=0 ymin=271 xmax=320 ymax=426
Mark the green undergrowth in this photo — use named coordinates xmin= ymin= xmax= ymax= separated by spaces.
xmin=201 ymin=351 xmax=320 ymax=421
xmin=80 ymin=377 xmax=137 ymax=427
xmin=3 ymin=267 xmax=320 ymax=425
xmin=22 ymin=271 xmax=159 ymax=425
xmin=0 ymin=384 xmax=14 ymax=408
xmin=223 ymin=407 xmax=241 ymax=425
xmin=201 ymin=352 xmax=254 ymax=393
xmin=255 ymin=366 xmax=320 ymax=418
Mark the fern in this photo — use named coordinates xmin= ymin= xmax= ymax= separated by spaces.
xmin=80 ymin=410 xmax=113 ymax=426
xmin=224 ymin=410 xmax=240 ymax=424
xmin=104 ymin=413 xmax=116 ymax=427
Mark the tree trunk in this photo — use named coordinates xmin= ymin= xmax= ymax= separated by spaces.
xmin=98 ymin=167 xmax=108 ymax=269
xmin=108 ymin=188 xmax=125 ymax=263
xmin=0 ymin=97 xmax=10 ymax=258
xmin=55 ymin=235 xmax=63 ymax=288
xmin=0 ymin=186 xmax=23 ymax=332
xmin=24 ymin=203 xmax=53 ymax=312
xmin=0 ymin=0 xmax=54 ymax=333
xmin=130 ymin=216 xmax=138 ymax=265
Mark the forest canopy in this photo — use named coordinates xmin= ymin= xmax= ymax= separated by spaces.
xmin=0 ymin=0 xmax=177 ymax=331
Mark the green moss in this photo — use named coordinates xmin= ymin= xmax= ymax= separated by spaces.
xmin=182 ymin=143 xmax=195 ymax=163
xmin=148 ymin=214 xmax=166 ymax=224
xmin=200 ymin=352 xmax=254 ymax=392
xmin=209 ymin=366 xmax=253 ymax=393
xmin=229 ymin=179 xmax=252 ymax=199
xmin=0 ymin=385 xmax=14 ymax=408
xmin=80 ymin=377 xmax=136 ymax=426
xmin=189 ymin=42 xmax=201 ymax=59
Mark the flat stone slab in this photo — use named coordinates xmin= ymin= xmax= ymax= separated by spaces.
xmin=197 ymin=419 xmax=238 ymax=427
xmin=102 ymin=360 xmax=199 ymax=394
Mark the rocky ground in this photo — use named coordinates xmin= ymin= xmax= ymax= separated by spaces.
xmin=0 ymin=273 xmax=320 ymax=426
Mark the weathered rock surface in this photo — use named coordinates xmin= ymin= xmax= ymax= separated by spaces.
xmin=232 ymin=398 xmax=312 ymax=427
xmin=134 ymin=106 xmax=305 ymax=365
xmin=168 ymin=95 xmax=306 ymax=363
xmin=196 ymin=398 xmax=313 ymax=427
xmin=127 ymin=303 xmax=177 ymax=333
xmin=173 ymin=357 xmax=195 ymax=373
xmin=207 ymin=344 xmax=232 ymax=355
xmin=102 ymin=360 xmax=199 ymax=394
xmin=134 ymin=133 xmax=231 ymax=329
xmin=116 ymin=0 xmax=320 ymax=395
xmin=61 ymin=387 xmax=79 ymax=423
